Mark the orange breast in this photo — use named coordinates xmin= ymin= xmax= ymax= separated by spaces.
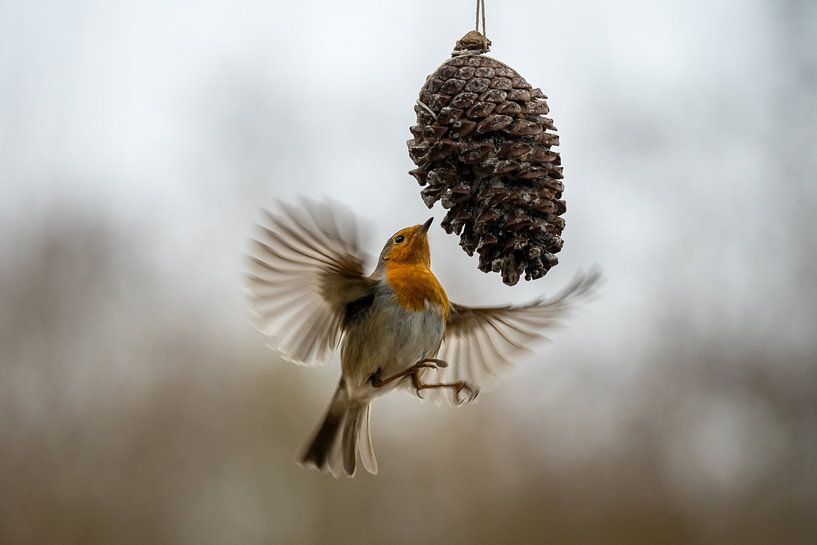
xmin=385 ymin=263 xmax=449 ymax=318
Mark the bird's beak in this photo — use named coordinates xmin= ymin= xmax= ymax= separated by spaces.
xmin=419 ymin=217 xmax=433 ymax=234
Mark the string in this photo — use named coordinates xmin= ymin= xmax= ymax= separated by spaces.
xmin=474 ymin=0 xmax=480 ymax=33
xmin=474 ymin=0 xmax=488 ymax=51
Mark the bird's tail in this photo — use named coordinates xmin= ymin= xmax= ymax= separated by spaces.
xmin=299 ymin=381 xmax=377 ymax=477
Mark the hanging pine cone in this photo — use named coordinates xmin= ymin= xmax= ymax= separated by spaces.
xmin=407 ymin=31 xmax=565 ymax=286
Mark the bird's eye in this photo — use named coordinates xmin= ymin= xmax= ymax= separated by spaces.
xmin=394 ymin=235 xmax=405 ymax=244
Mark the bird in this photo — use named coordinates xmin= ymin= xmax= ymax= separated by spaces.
xmin=244 ymin=198 xmax=600 ymax=477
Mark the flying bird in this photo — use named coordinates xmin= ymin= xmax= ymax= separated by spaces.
xmin=245 ymin=199 xmax=600 ymax=477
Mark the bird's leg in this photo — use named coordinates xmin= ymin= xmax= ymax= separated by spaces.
xmin=410 ymin=373 xmax=479 ymax=405
xmin=369 ymin=359 xmax=444 ymax=388
xmin=370 ymin=358 xmax=476 ymax=404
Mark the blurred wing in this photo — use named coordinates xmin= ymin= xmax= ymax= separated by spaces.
xmin=244 ymin=198 xmax=376 ymax=366
xmin=431 ymin=268 xmax=603 ymax=403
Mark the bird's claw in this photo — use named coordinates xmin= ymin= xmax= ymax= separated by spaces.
xmin=406 ymin=360 xmax=475 ymax=403
xmin=454 ymin=382 xmax=479 ymax=405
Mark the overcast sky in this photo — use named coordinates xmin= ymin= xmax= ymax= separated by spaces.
xmin=3 ymin=0 xmax=815 ymax=348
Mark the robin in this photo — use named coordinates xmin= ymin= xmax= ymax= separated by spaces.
xmin=245 ymin=199 xmax=600 ymax=477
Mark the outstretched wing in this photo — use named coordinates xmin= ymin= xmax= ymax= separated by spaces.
xmin=431 ymin=268 xmax=603 ymax=403
xmin=244 ymin=198 xmax=377 ymax=366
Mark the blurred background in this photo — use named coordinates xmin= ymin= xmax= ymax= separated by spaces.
xmin=1 ymin=0 xmax=816 ymax=543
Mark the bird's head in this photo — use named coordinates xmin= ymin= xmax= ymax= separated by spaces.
xmin=378 ymin=217 xmax=433 ymax=268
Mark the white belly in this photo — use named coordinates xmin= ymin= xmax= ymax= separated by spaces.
xmin=341 ymin=286 xmax=445 ymax=397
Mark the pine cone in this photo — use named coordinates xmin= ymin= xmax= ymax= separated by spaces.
xmin=408 ymin=31 xmax=565 ymax=285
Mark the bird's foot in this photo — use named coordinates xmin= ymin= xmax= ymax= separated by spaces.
xmin=411 ymin=374 xmax=479 ymax=405
xmin=370 ymin=359 xmax=475 ymax=404
xmin=369 ymin=359 xmax=446 ymax=388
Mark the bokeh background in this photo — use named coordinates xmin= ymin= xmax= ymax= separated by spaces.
xmin=2 ymin=0 xmax=816 ymax=543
